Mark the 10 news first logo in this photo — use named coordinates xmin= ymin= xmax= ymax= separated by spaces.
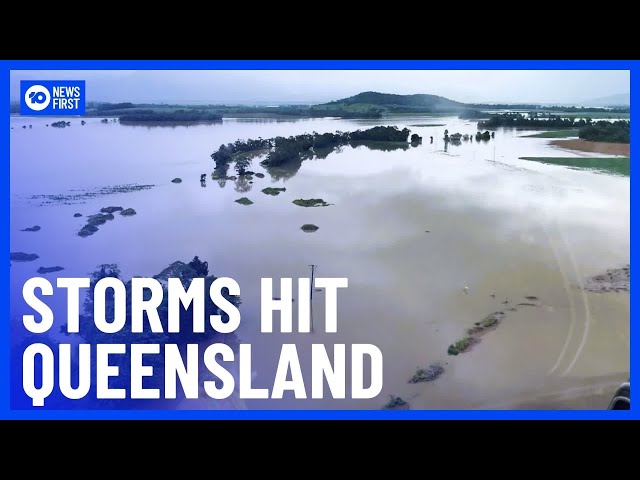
xmin=20 ymin=80 xmax=86 ymax=115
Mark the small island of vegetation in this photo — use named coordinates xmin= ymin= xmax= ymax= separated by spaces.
xmin=448 ymin=336 xmax=477 ymax=356
xmin=37 ymin=266 xmax=65 ymax=274
xmin=409 ymin=364 xmax=444 ymax=383
xmin=211 ymin=126 xmax=412 ymax=175
xmin=293 ymin=198 xmax=330 ymax=207
xmin=120 ymin=208 xmax=137 ymax=216
xmin=118 ymin=109 xmax=223 ymax=124
xmin=10 ymin=252 xmax=39 ymax=262
xmin=383 ymin=395 xmax=409 ymax=410
xmin=448 ymin=311 xmax=506 ymax=355
xmin=262 ymin=187 xmax=286 ymax=196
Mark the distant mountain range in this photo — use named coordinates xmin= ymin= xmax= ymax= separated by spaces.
xmin=581 ymin=93 xmax=629 ymax=107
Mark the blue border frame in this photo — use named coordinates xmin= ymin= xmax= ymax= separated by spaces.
xmin=1 ymin=59 xmax=634 ymax=419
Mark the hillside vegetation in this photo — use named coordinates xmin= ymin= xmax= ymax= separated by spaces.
xmin=313 ymin=91 xmax=465 ymax=116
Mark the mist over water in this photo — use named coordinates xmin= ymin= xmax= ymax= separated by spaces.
xmin=10 ymin=115 xmax=629 ymax=409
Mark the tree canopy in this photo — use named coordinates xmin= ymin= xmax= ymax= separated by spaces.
xmin=579 ymin=120 xmax=630 ymax=143
xmin=210 ymin=126 xmax=413 ymax=171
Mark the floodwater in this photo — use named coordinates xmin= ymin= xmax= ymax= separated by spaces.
xmin=9 ymin=115 xmax=630 ymax=409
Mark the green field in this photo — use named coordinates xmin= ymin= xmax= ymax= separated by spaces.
xmin=519 ymin=156 xmax=630 ymax=176
xmin=524 ymin=129 xmax=580 ymax=138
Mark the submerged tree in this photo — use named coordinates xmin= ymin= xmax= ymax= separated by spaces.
xmin=69 ymin=256 xmax=243 ymax=409
xmin=187 ymin=256 xmax=209 ymax=276
xmin=234 ymin=157 xmax=251 ymax=176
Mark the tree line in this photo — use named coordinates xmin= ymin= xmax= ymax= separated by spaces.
xmin=579 ymin=120 xmax=630 ymax=143
xmin=478 ymin=113 xmax=587 ymax=129
xmin=478 ymin=113 xmax=630 ymax=143
xmin=118 ymin=109 xmax=223 ymax=123
xmin=211 ymin=126 xmax=412 ymax=172
xmin=469 ymin=104 xmax=629 ymax=113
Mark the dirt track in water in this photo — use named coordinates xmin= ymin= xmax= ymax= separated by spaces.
xmin=550 ymin=139 xmax=630 ymax=156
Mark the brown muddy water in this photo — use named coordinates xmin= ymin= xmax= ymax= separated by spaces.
xmin=10 ymin=115 xmax=629 ymax=409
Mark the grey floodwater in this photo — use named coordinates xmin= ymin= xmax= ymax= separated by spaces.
xmin=10 ymin=115 xmax=629 ymax=409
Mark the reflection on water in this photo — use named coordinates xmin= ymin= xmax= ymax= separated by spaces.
xmin=211 ymin=140 xmax=413 ymax=186
xmin=9 ymin=115 xmax=629 ymax=410
xmin=233 ymin=175 xmax=252 ymax=193
xmin=263 ymin=156 xmax=304 ymax=182
xmin=350 ymin=141 xmax=410 ymax=152
xmin=227 ymin=117 xmax=319 ymax=124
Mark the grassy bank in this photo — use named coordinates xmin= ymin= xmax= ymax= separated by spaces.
xmin=550 ymin=139 xmax=630 ymax=156
xmin=524 ymin=129 xmax=579 ymax=138
xmin=519 ymin=156 xmax=630 ymax=176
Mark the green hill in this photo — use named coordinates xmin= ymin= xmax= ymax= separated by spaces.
xmin=312 ymin=91 xmax=465 ymax=115
xmin=330 ymin=91 xmax=464 ymax=109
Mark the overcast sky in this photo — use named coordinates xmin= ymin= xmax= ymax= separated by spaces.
xmin=10 ymin=70 xmax=630 ymax=105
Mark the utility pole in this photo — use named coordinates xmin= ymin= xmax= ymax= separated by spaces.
xmin=309 ymin=264 xmax=317 ymax=332
xmin=309 ymin=265 xmax=317 ymax=300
